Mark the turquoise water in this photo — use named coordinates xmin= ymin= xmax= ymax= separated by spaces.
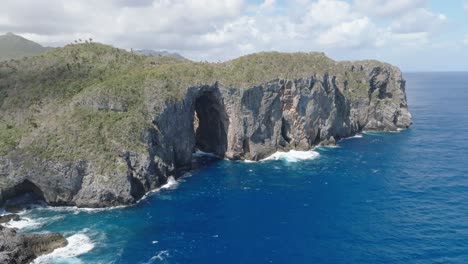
xmin=5 ymin=72 xmax=468 ymax=263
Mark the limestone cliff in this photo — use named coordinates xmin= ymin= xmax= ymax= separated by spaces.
xmin=0 ymin=43 xmax=412 ymax=207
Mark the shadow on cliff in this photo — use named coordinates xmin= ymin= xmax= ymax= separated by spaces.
xmin=193 ymin=89 xmax=229 ymax=157
xmin=2 ymin=180 xmax=46 ymax=212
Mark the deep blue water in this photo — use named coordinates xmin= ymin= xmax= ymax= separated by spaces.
xmin=6 ymin=72 xmax=468 ymax=263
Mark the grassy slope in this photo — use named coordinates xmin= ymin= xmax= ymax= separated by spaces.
xmin=0 ymin=43 xmax=374 ymax=172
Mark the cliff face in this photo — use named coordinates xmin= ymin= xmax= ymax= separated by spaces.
xmin=0 ymin=44 xmax=411 ymax=208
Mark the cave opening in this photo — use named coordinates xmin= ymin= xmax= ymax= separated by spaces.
xmin=193 ymin=91 xmax=228 ymax=157
xmin=3 ymin=179 xmax=46 ymax=211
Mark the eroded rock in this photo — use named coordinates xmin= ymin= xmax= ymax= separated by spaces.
xmin=0 ymin=226 xmax=67 ymax=264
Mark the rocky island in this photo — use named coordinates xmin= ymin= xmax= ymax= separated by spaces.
xmin=0 ymin=43 xmax=412 ymax=210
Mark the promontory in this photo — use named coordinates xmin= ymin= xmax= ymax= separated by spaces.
xmin=0 ymin=43 xmax=412 ymax=208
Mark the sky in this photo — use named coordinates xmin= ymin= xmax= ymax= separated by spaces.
xmin=0 ymin=0 xmax=467 ymax=71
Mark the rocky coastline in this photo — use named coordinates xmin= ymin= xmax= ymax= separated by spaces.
xmin=0 ymin=46 xmax=412 ymax=263
xmin=0 ymin=222 xmax=67 ymax=263
xmin=0 ymin=47 xmax=412 ymax=209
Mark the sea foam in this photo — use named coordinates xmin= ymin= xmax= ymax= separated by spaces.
xmin=362 ymin=131 xmax=384 ymax=137
xmin=32 ymin=204 xmax=127 ymax=215
xmin=192 ymin=149 xmax=218 ymax=158
xmin=261 ymin=150 xmax=320 ymax=162
xmin=349 ymin=133 xmax=363 ymax=138
xmin=160 ymin=176 xmax=179 ymax=190
xmin=1 ymin=216 xmax=43 ymax=231
xmin=33 ymin=233 xmax=95 ymax=264
xmin=144 ymin=250 xmax=170 ymax=264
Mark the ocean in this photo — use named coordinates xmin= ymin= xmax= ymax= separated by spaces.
xmin=3 ymin=72 xmax=468 ymax=263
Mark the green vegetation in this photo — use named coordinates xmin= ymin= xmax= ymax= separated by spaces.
xmin=0 ymin=33 xmax=49 ymax=61
xmin=0 ymin=41 xmax=372 ymax=172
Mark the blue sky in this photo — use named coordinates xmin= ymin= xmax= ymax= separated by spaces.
xmin=0 ymin=0 xmax=467 ymax=71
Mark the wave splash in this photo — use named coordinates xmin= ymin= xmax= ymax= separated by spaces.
xmin=1 ymin=216 xmax=42 ymax=231
xmin=160 ymin=176 xmax=179 ymax=190
xmin=1 ymin=214 xmax=65 ymax=231
xmin=33 ymin=233 xmax=95 ymax=264
xmin=192 ymin=149 xmax=218 ymax=158
xmin=349 ymin=133 xmax=363 ymax=138
xmin=262 ymin=150 xmax=320 ymax=162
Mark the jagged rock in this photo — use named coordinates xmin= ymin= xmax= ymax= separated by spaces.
xmin=0 ymin=214 xmax=19 ymax=224
xmin=0 ymin=226 xmax=67 ymax=263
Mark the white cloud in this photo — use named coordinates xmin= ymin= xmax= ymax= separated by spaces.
xmin=464 ymin=1 xmax=468 ymax=11
xmin=317 ymin=17 xmax=381 ymax=48
xmin=0 ymin=0 xmax=245 ymax=46
xmin=389 ymin=32 xmax=430 ymax=47
xmin=0 ymin=0 xmax=457 ymax=68
xmin=260 ymin=0 xmax=275 ymax=9
xmin=390 ymin=8 xmax=446 ymax=34
xmin=303 ymin=0 xmax=355 ymax=27
xmin=354 ymin=0 xmax=427 ymax=17
xmin=464 ymin=35 xmax=468 ymax=45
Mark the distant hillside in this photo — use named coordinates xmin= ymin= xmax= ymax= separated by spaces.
xmin=0 ymin=32 xmax=50 ymax=61
xmin=134 ymin=49 xmax=185 ymax=59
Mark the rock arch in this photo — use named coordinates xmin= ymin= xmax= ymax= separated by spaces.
xmin=193 ymin=90 xmax=229 ymax=157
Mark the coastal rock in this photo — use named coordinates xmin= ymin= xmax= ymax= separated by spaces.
xmin=0 ymin=214 xmax=19 ymax=224
xmin=0 ymin=49 xmax=412 ymax=208
xmin=0 ymin=226 xmax=67 ymax=263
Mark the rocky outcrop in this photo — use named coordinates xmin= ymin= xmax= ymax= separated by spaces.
xmin=0 ymin=214 xmax=19 ymax=224
xmin=0 ymin=226 xmax=67 ymax=263
xmin=0 ymin=56 xmax=412 ymax=208
xmin=152 ymin=62 xmax=411 ymax=164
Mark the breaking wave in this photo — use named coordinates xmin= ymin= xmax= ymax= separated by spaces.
xmin=33 ymin=204 xmax=127 ymax=214
xmin=33 ymin=233 xmax=95 ymax=264
xmin=2 ymin=216 xmax=43 ymax=231
xmin=160 ymin=176 xmax=179 ymax=190
xmin=192 ymin=149 xmax=219 ymax=158
xmin=349 ymin=133 xmax=363 ymax=138
xmin=1 ymin=214 xmax=65 ymax=231
xmin=261 ymin=150 xmax=320 ymax=162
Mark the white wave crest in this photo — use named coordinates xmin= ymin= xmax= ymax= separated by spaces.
xmin=160 ymin=176 xmax=179 ymax=190
xmin=192 ymin=149 xmax=218 ymax=158
xmin=314 ymin=145 xmax=339 ymax=151
xmin=33 ymin=233 xmax=95 ymax=264
xmin=261 ymin=150 xmax=320 ymax=162
xmin=1 ymin=213 xmax=66 ymax=232
xmin=2 ymin=216 xmax=43 ymax=231
xmin=362 ymin=131 xmax=384 ymax=136
xmin=33 ymin=204 xmax=128 ymax=215
xmin=144 ymin=250 xmax=170 ymax=264
xmin=350 ymin=133 xmax=363 ymax=138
